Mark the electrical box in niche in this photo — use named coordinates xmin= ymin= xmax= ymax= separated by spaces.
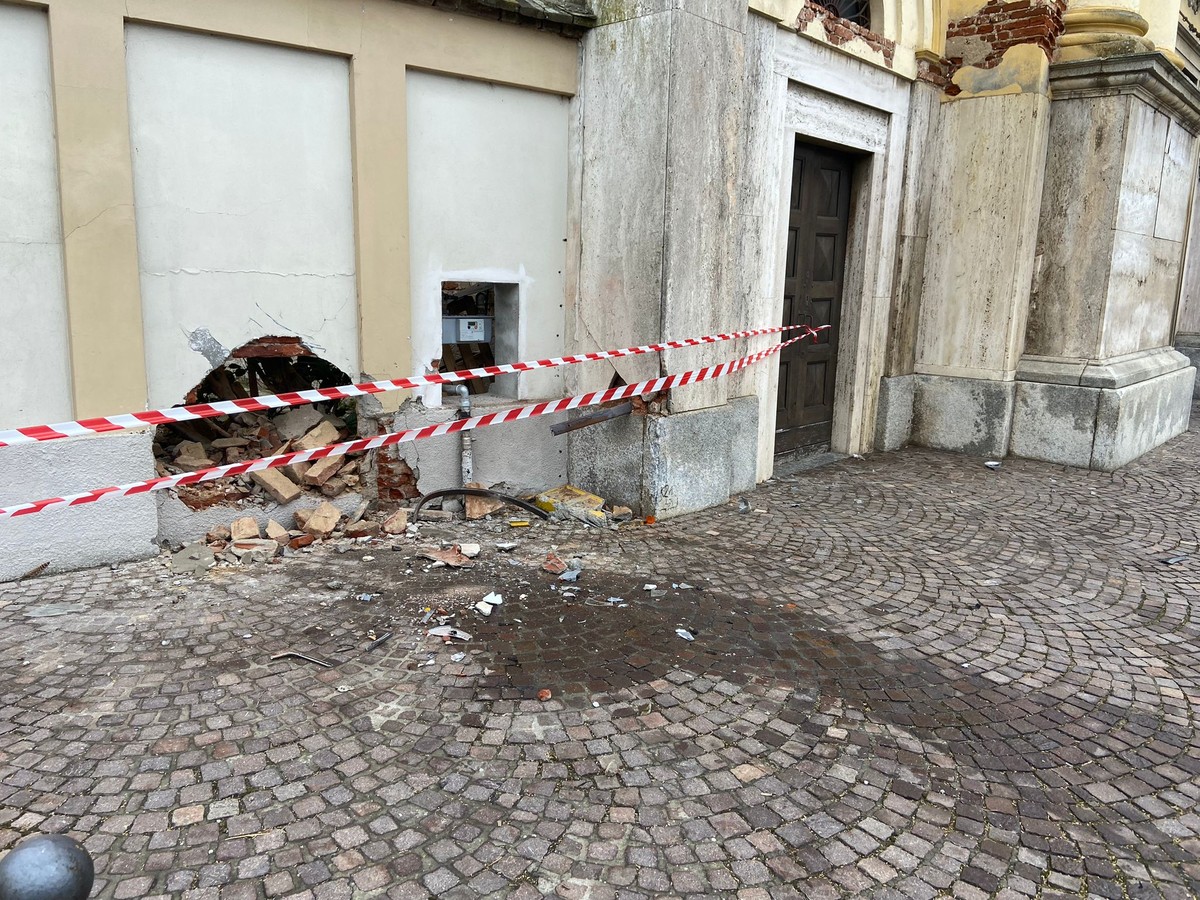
xmin=442 ymin=315 xmax=493 ymax=344
xmin=440 ymin=281 xmax=519 ymax=397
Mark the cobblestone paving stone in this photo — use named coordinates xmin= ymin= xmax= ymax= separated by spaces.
xmin=4 ymin=412 xmax=1200 ymax=898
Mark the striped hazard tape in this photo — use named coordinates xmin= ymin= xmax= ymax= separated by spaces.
xmin=0 ymin=325 xmax=808 ymax=448
xmin=0 ymin=329 xmax=825 ymax=519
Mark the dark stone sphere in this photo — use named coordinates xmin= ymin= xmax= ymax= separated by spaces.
xmin=0 ymin=835 xmax=94 ymax=900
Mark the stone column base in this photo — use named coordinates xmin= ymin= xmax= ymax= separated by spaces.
xmin=1011 ymin=352 xmax=1194 ymax=469
xmin=568 ymin=396 xmax=758 ymax=519
xmin=911 ymin=374 xmax=1016 ymax=457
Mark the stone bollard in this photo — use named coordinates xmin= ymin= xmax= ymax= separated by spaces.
xmin=0 ymin=835 xmax=94 ymax=900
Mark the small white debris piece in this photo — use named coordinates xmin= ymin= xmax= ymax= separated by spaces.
xmin=428 ymin=626 xmax=472 ymax=641
xmin=496 ymin=542 xmax=518 ymax=552
xmin=675 ymin=628 xmax=695 ymax=641
xmin=482 ymin=591 xmax=503 ymax=606
xmin=474 ymin=600 xmax=494 ymax=617
xmin=984 ymin=460 xmax=1002 ymax=470
xmin=459 ymin=543 xmax=482 ymax=559
xmin=643 ymin=584 xmax=657 ymax=591
xmin=451 ymin=652 xmax=466 ymax=662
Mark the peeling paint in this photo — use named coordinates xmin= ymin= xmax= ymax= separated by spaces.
xmin=950 ymin=44 xmax=1050 ymax=98
xmin=185 ymin=327 xmax=230 ymax=369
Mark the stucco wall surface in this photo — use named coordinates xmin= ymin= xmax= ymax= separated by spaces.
xmin=407 ymin=72 xmax=570 ymax=407
xmin=125 ymin=25 xmax=359 ymax=408
xmin=0 ymin=432 xmax=158 ymax=581
xmin=0 ymin=5 xmax=74 ymax=430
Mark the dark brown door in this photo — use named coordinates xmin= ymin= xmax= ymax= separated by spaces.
xmin=776 ymin=140 xmax=853 ymax=453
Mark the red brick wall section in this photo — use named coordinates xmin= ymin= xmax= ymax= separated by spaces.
xmin=944 ymin=0 xmax=1067 ymax=73
xmin=376 ymin=447 xmax=421 ymax=502
xmin=796 ymin=1 xmax=897 ymax=68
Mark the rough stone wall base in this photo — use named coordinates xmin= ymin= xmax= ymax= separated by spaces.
xmin=569 ymin=397 xmax=758 ymax=519
xmin=1011 ymin=366 xmax=1195 ymax=470
xmin=0 ymin=431 xmax=159 ymax=581
xmin=875 ymin=375 xmax=915 ymax=450
xmin=911 ymin=374 xmax=1015 ymax=457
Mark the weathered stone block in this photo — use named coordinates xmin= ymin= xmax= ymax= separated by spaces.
xmin=911 ymin=374 xmax=1015 ymax=457
xmin=875 ymin=375 xmax=914 ymax=451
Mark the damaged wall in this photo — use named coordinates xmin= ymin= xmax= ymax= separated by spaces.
xmin=0 ymin=5 xmax=73 ymax=430
xmin=406 ymin=71 xmax=571 ymax=406
xmin=125 ymin=25 xmax=360 ymax=409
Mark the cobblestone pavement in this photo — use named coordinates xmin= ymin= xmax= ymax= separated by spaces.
xmin=4 ymin=413 xmax=1200 ymax=899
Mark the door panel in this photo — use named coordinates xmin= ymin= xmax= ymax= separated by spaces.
xmin=776 ymin=141 xmax=853 ymax=453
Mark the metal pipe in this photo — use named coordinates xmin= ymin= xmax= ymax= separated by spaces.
xmin=455 ymin=385 xmax=473 ymax=486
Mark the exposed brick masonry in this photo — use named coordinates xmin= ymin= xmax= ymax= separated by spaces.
xmin=796 ymin=0 xmax=897 ymax=68
xmin=945 ymin=0 xmax=1067 ymax=72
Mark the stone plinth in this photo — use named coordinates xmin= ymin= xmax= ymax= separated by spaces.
xmin=1015 ymin=54 xmax=1200 ymax=468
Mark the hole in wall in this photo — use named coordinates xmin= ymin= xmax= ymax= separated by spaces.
xmin=152 ymin=336 xmax=365 ymax=510
xmin=439 ymin=281 xmax=520 ymax=399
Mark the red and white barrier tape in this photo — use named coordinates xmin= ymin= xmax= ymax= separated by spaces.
xmin=0 ymin=329 xmax=825 ymax=519
xmin=0 ymin=325 xmax=807 ymax=448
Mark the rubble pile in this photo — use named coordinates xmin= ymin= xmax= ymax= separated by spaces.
xmin=154 ymin=404 xmax=367 ymax=510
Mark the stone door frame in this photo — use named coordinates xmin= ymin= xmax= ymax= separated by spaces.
xmin=756 ymin=29 xmax=911 ymax=474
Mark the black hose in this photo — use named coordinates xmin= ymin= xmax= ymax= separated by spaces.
xmin=410 ymin=488 xmax=551 ymax=523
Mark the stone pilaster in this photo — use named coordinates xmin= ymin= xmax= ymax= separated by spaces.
xmin=567 ymin=1 xmax=751 ymax=518
xmin=1012 ymin=55 xmax=1200 ymax=468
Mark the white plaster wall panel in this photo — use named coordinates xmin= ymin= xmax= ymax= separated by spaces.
xmin=917 ymin=91 xmax=1049 ymax=378
xmin=406 ymin=71 xmax=570 ymax=406
xmin=661 ymin=10 xmax=742 ymax=414
xmin=125 ymin=26 xmax=358 ymax=408
xmin=1114 ymin=99 xmax=1169 ymax=237
xmin=573 ymin=16 xmax=671 ymax=395
xmin=1155 ymin=119 xmax=1196 ymax=243
xmin=1101 ymin=231 xmax=1179 ymax=358
xmin=0 ymin=6 xmax=73 ymax=430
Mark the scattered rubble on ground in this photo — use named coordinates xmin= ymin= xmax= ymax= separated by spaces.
xmin=167 ymin=477 xmax=657 ymax=577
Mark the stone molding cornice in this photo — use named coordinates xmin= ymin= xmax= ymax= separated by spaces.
xmin=1048 ymin=52 xmax=1200 ymax=130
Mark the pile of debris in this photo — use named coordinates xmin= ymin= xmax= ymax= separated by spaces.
xmin=154 ymin=404 xmax=366 ymax=510
xmin=174 ymin=500 xmax=416 ymax=573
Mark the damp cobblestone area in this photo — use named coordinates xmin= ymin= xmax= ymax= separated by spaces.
xmin=4 ymin=412 xmax=1200 ymax=898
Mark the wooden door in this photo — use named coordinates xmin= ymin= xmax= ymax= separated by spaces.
xmin=776 ymin=140 xmax=853 ymax=453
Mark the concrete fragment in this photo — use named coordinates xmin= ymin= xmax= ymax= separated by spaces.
xmin=302 ymin=501 xmax=342 ymax=537
xmin=211 ymin=437 xmax=250 ymax=449
xmin=381 ymin=509 xmax=409 ymax=534
xmin=265 ymin=519 xmax=289 ymax=544
xmin=304 ymin=456 xmax=343 ymax=487
xmin=171 ymin=543 xmax=215 ymax=575
xmin=294 ymin=509 xmax=311 ymax=530
xmin=274 ymin=404 xmax=324 ymax=440
xmin=344 ymin=520 xmax=380 ymax=539
xmin=206 ymin=524 xmax=232 ymax=543
xmin=251 ymin=468 xmax=303 ymax=504
xmin=230 ymin=539 xmax=281 ymax=564
xmin=282 ymin=462 xmax=310 ymax=485
xmin=465 ymin=482 xmax=505 ymax=520
xmin=294 ymin=421 xmax=340 ymax=452
xmin=458 ymin=543 xmax=481 ymax=558
xmin=230 ymin=517 xmax=260 ymax=541
xmin=319 ymin=477 xmax=347 ymax=498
